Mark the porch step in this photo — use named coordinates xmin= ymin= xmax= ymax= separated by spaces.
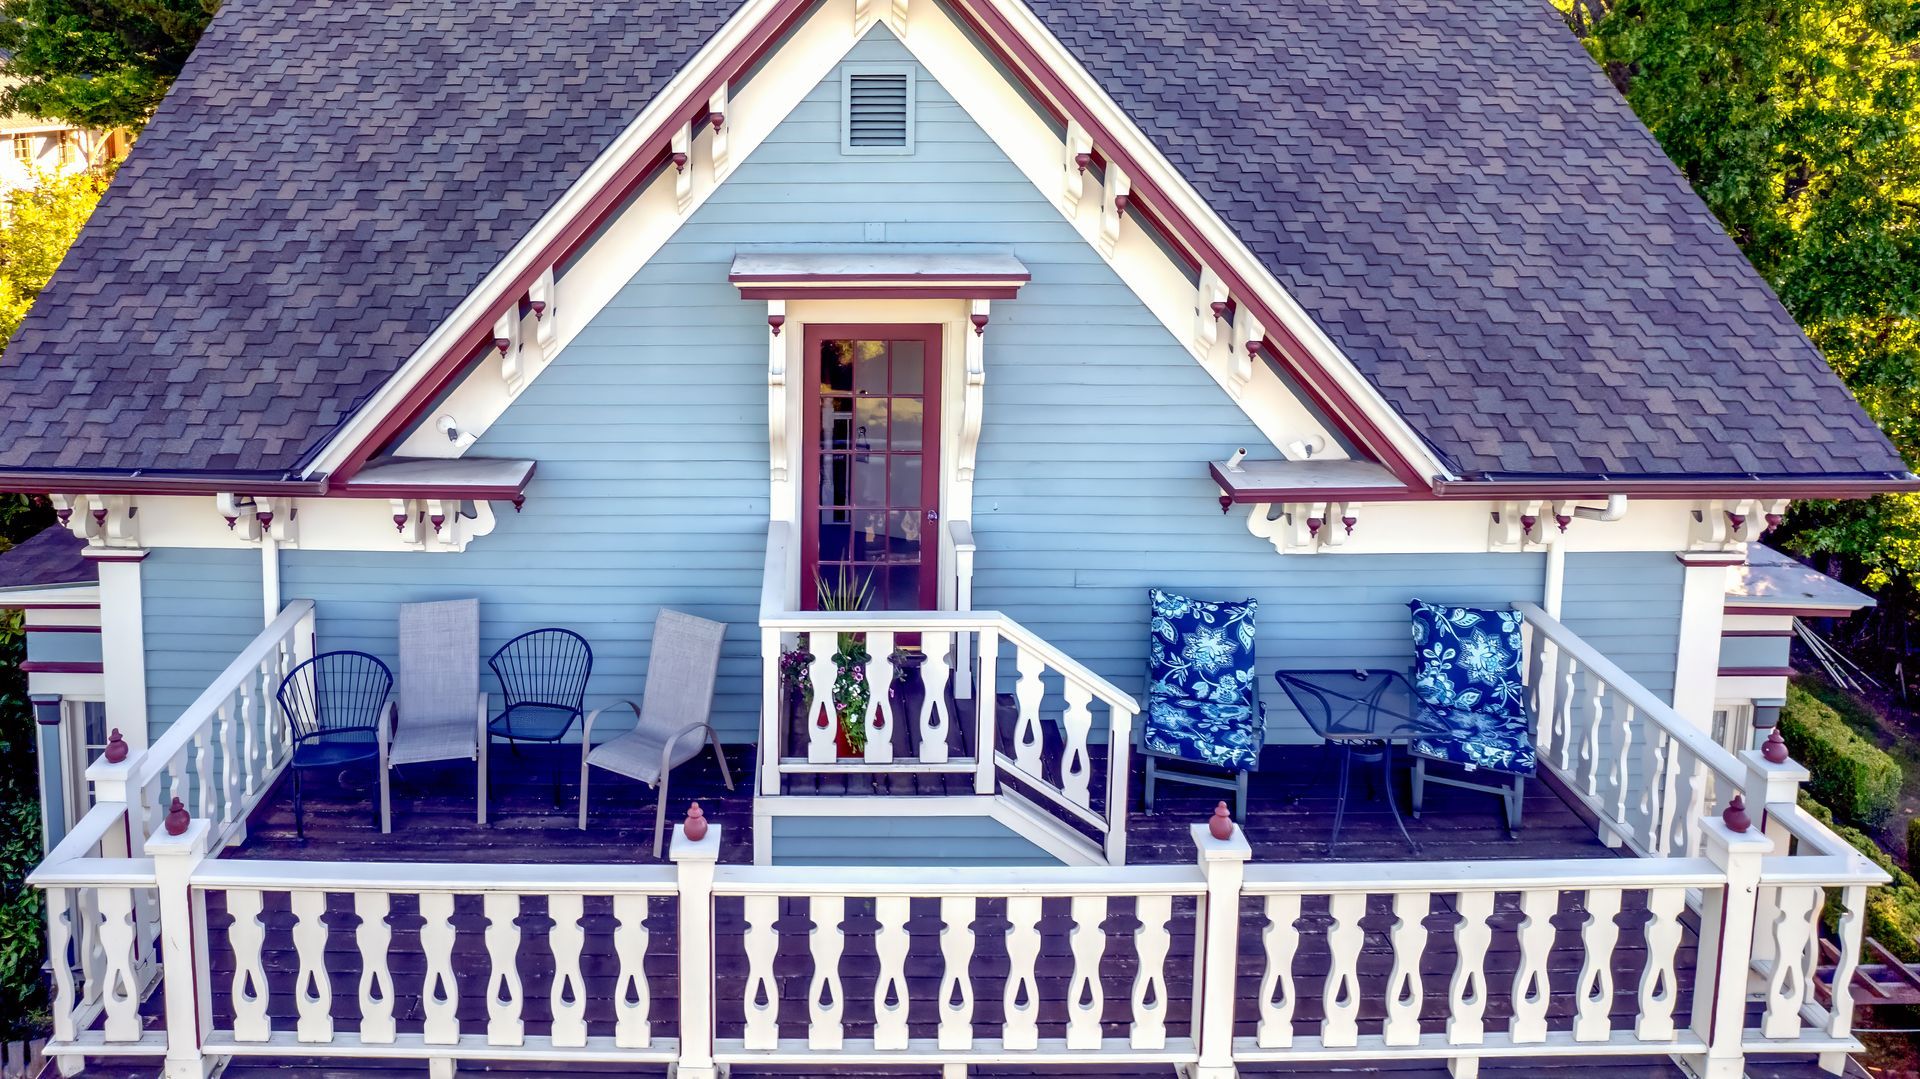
xmin=988 ymin=785 xmax=1105 ymax=865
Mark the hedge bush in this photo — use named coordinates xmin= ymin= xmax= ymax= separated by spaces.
xmin=1800 ymin=796 xmax=1920 ymax=961
xmin=1910 ymin=815 xmax=1920 ymax=879
xmin=1780 ymin=683 xmax=1903 ymax=827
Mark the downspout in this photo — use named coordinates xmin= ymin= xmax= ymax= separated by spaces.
xmin=262 ymin=534 xmax=280 ymax=626
xmin=1543 ymin=496 xmax=1628 ymax=620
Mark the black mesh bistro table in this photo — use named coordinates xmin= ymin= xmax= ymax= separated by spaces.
xmin=1274 ymin=667 xmax=1423 ymax=855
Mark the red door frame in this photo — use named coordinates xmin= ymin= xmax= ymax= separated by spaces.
xmin=800 ymin=323 xmax=944 ymax=612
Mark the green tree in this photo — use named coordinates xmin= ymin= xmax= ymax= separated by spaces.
xmin=0 ymin=165 xmax=111 ymax=344
xmin=0 ymin=0 xmax=218 ymax=131
xmin=1556 ymin=0 xmax=1920 ymax=590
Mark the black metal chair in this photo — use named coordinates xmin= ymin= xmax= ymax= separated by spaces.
xmin=486 ymin=627 xmax=593 ymax=807
xmin=276 ymin=650 xmax=395 ymax=840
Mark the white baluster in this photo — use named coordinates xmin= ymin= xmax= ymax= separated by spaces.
xmin=1510 ymin=888 xmax=1555 ymax=1043
xmin=1384 ymin=892 xmax=1429 ymax=1047
xmin=864 ymin=632 xmax=896 ymax=764
xmin=1321 ymin=892 xmax=1364 ymax=1048
xmin=1677 ymin=756 xmax=1709 ymax=859
xmin=1012 ymin=646 xmax=1046 ymax=776
xmin=1131 ymin=894 xmax=1172 ymax=1050
xmin=1636 ymin=886 xmax=1685 ymax=1040
xmin=919 ymin=632 xmax=953 ymax=764
xmin=1059 ymin=680 xmax=1094 ymax=808
xmin=1256 ymin=893 xmax=1301 ymax=1049
xmin=1763 ymin=885 xmax=1821 ymax=1038
xmin=1448 ymin=890 xmax=1493 ymax=1048
xmin=1555 ymin=653 xmax=1578 ymax=773
xmin=193 ymin=727 xmax=214 ymax=820
xmin=1527 ymin=637 xmax=1553 ymax=761
xmin=218 ymin=700 xmax=238 ymax=827
xmin=1065 ymin=895 xmax=1106 ymax=1050
xmin=46 ymin=889 xmax=75 ymax=1045
xmin=75 ymin=887 xmax=101 ymax=1009
xmin=805 ymin=631 xmax=839 ymax=764
xmin=483 ymin=892 xmax=524 ymax=1045
xmin=613 ymin=893 xmax=652 ymax=1048
xmin=1003 ymin=895 xmax=1042 ymax=1051
xmin=808 ymin=896 xmax=845 ymax=1050
xmin=1653 ymin=734 xmax=1681 ymax=856
xmin=288 ymin=890 xmax=334 ymax=1043
xmin=227 ymin=888 xmax=270 ymax=1042
xmin=974 ymin=629 xmax=999 ymax=794
xmin=420 ymin=891 xmax=459 ymax=1046
xmin=874 ymin=896 xmax=911 ymax=1050
xmin=1636 ymin=727 xmax=1664 ymax=850
xmin=1611 ymin=700 xmax=1635 ymax=833
xmin=354 ymin=891 xmax=395 ymax=1044
xmin=938 ymin=896 xmax=976 ymax=1050
xmin=241 ymin=666 xmax=260 ymax=802
xmin=549 ymin=893 xmax=586 ymax=1048
xmin=1581 ymin=675 xmax=1604 ymax=799
xmin=96 ymin=887 xmax=140 ymax=1042
xmin=1573 ymin=888 xmax=1622 ymax=1041
xmin=1828 ymin=884 xmax=1869 ymax=1054
xmin=742 ymin=895 xmax=780 ymax=1050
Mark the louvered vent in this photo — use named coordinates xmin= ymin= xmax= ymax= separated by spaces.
xmin=844 ymin=69 xmax=913 ymax=152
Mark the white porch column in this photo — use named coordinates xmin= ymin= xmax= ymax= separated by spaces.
xmin=1693 ymin=805 xmax=1771 ymax=1079
xmin=88 ymin=550 xmax=149 ymax=753
xmin=1672 ymin=552 xmax=1740 ymax=733
xmin=147 ymin=810 xmax=214 ymax=1079
xmin=672 ymin=815 xmax=723 ymax=1079
xmin=1190 ymin=813 xmax=1251 ymax=1079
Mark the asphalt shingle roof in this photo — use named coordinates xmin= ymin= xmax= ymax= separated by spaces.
xmin=0 ymin=0 xmax=1904 ymax=482
xmin=0 ymin=526 xmax=92 ymax=591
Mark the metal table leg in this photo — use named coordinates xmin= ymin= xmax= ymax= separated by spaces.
xmin=1380 ymin=741 xmax=1419 ymax=854
xmin=1327 ymin=742 xmax=1354 ymax=855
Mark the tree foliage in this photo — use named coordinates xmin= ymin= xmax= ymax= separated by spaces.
xmin=0 ymin=0 xmax=218 ymax=131
xmin=0 ymin=165 xmax=111 ymax=345
xmin=1556 ymin=0 xmax=1920 ymax=590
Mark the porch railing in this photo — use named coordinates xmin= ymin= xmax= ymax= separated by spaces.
xmin=757 ymin=521 xmax=1139 ymax=864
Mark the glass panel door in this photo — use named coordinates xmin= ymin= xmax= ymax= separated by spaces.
xmin=803 ymin=325 xmax=941 ymax=611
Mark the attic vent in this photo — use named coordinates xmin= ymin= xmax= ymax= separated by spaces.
xmin=843 ymin=65 xmax=915 ymax=154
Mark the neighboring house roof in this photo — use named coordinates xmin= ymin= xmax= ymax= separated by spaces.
xmin=0 ymin=525 xmax=93 ymax=592
xmin=1728 ymin=545 xmax=1875 ymax=614
xmin=0 ymin=0 xmax=1904 ymax=487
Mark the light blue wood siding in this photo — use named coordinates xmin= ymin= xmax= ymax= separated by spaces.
xmin=26 ymin=629 xmax=99 ymax=666
xmin=140 ymin=547 xmax=263 ymax=743
xmin=770 ymin=814 xmax=1060 ymax=866
xmin=1719 ymin=633 xmax=1790 ymax=671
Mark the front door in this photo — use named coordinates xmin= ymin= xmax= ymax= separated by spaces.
xmin=802 ymin=325 xmax=942 ymax=611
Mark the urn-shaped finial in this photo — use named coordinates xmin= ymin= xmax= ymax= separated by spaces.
xmin=164 ymin=797 xmax=190 ymax=836
xmin=1209 ymin=801 xmax=1234 ymax=841
xmin=684 ymin=801 xmax=709 ymax=842
xmin=103 ymin=729 xmax=128 ymax=764
xmin=1762 ymin=728 xmax=1789 ymax=764
xmin=1723 ymin=795 xmax=1752 ymax=833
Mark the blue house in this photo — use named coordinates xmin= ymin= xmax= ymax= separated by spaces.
xmin=0 ymin=1 xmax=1908 ymax=1077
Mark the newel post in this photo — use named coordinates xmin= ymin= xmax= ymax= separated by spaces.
xmin=671 ymin=806 xmax=724 ymax=1079
xmin=147 ymin=800 xmax=216 ymax=1079
xmin=1741 ymin=738 xmax=1810 ymax=970
xmin=1693 ymin=799 xmax=1772 ymax=1079
xmin=1191 ymin=804 xmax=1252 ymax=1079
xmin=87 ymin=736 xmax=138 ymax=856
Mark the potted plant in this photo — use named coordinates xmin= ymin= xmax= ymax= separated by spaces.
xmin=775 ymin=569 xmax=879 ymax=758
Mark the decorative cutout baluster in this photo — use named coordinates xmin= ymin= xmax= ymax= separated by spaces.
xmin=75 ymin=885 xmax=101 ymax=1009
xmin=354 ymin=891 xmax=395 ymax=1044
xmin=227 ymin=888 xmax=270 ymax=1042
xmin=45 ymin=889 xmax=75 ymax=1045
xmin=807 ymin=896 xmax=845 ymax=1050
xmin=873 ymin=895 xmax=910 ymax=1050
xmin=1003 ymin=895 xmax=1043 ymax=1051
xmin=483 ymin=892 xmax=524 ymax=1045
xmin=1581 ymin=675 xmax=1605 ymax=799
xmin=1322 ymin=892 xmax=1364 ymax=1048
xmin=1131 ymin=894 xmax=1172 ymax=1050
xmin=1059 ymin=681 xmax=1094 ymax=808
xmin=279 ymin=890 xmax=332 ymax=1043
xmin=1527 ymin=637 xmax=1554 ymax=761
xmin=1555 ymin=653 xmax=1579 ymax=773
xmin=241 ymin=666 xmax=260 ymax=802
xmin=1611 ymin=700 xmax=1635 ymax=832
xmin=1510 ymin=888 xmax=1555 ymax=1043
xmin=218 ymin=700 xmax=238 ymax=827
xmin=1012 ymin=647 xmax=1046 ymax=776
xmin=1065 ymin=895 xmax=1106 ymax=1050
xmin=1573 ymin=888 xmax=1622 ymax=1041
xmin=1829 ymin=884 xmax=1869 ymax=1046
xmin=805 ymin=631 xmax=839 ymax=764
xmin=937 ymin=896 xmax=976 ymax=1050
xmin=96 ymin=887 xmax=140 ymax=1042
xmin=1653 ymin=734 xmax=1682 ymax=856
xmin=1636 ymin=887 xmax=1685 ymax=1040
xmin=919 ymin=631 xmax=953 ymax=763
xmin=193 ymin=727 xmax=214 ymax=820
xmin=742 ymin=895 xmax=780 ymax=1050
xmin=420 ymin=891 xmax=459 ymax=1046
xmin=549 ymin=893 xmax=586 ymax=1048
xmin=864 ymin=632 xmax=895 ymax=764
xmin=612 ymin=893 xmax=652 ymax=1048
xmin=1677 ymin=755 xmax=1709 ymax=858
xmin=1448 ymin=890 xmax=1494 ymax=1049
xmin=1764 ymin=885 xmax=1821 ymax=1038
xmin=1383 ymin=892 xmax=1429 ymax=1047
xmin=1256 ymin=893 xmax=1301 ymax=1049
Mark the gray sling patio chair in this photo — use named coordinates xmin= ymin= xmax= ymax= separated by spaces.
xmin=578 ymin=609 xmax=734 ymax=855
xmin=386 ymin=598 xmax=488 ymax=830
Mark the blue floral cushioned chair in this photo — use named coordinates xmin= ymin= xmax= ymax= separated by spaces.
xmin=1140 ymin=589 xmax=1264 ymax=817
xmin=1405 ymin=599 xmax=1536 ymax=834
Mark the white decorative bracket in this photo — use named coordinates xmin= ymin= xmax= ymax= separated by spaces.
xmin=1097 ymin=165 xmax=1130 ymax=258
xmin=1687 ymin=497 xmax=1780 ymax=552
xmin=494 ymin=309 xmax=525 ymax=397
xmin=215 ymin=493 xmax=262 ymax=541
xmin=708 ymin=87 xmax=730 ymax=180
xmin=386 ymin=498 xmax=500 ymax=552
xmin=958 ymin=299 xmax=989 ymax=485
xmin=854 ymin=0 xmax=908 ymax=37
xmin=53 ymin=493 xmax=139 ymax=548
xmin=252 ymin=497 xmax=298 ymax=546
xmin=1061 ymin=120 xmax=1093 ymax=216
xmin=671 ymin=122 xmax=694 ymax=213
xmin=528 ymin=265 xmax=558 ymax=358
xmin=1194 ymin=267 xmax=1228 ymax=354
xmin=767 ymin=300 xmax=789 ymax=485
xmin=1231 ymin=306 xmax=1266 ymax=390
xmin=1247 ymin=500 xmax=1357 ymax=555
xmin=1489 ymin=500 xmax=1548 ymax=552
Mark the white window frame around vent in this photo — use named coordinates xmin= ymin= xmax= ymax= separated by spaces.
xmin=841 ymin=62 xmax=916 ymax=156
